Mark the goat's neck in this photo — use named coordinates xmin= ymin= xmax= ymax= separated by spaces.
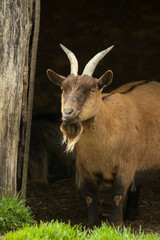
xmin=82 ymin=100 xmax=111 ymax=133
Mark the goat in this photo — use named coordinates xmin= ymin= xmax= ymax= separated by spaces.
xmin=47 ymin=44 xmax=160 ymax=226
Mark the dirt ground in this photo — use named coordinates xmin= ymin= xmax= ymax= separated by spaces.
xmin=27 ymin=175 xmax=160 ymax=234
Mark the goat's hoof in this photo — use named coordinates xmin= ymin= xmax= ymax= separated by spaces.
xmin=86 ymin=220 xmax=95 ymax=228
xmin=124 ymin=209 xmax=137 ymax=221
xmin=109 ymin=217 xmax=123 ymax=227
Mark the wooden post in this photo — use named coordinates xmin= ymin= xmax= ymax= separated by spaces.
xmin=21 ymin=0 xmax=40 ymax=200
xmin=0 ymin=0 xmax=40 ymax=198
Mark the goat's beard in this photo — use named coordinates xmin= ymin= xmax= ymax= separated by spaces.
xmin=60 ymin=122 xmax=83 ymax=152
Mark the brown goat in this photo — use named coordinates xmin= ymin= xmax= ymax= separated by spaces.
xmin=47 ymin=44 xmax=160 ymax=226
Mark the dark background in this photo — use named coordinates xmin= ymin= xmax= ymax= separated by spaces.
xmin=33 ymin=0 xmax=160 ymax=115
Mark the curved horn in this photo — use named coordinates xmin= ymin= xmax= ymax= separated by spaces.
xmin=60 ymin=44 xmax=78 ymax=75
xmin=82 ymin=45 xmax=114 ymax=76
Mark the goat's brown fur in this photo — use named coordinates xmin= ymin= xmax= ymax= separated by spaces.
xmin=47 ymin=65 xmax=160 ymax=226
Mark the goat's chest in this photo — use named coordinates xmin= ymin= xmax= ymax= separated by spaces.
xmin=75 ymin=130 xmax=116 ymax=180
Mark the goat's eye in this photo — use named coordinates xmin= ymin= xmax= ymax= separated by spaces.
xmin=90 ymin=89 xmax=96 ymax=94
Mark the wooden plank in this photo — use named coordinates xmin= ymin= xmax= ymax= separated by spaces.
xmin=21 ymin=0 xmax=40 ymax=200
xmin=0 ymin=0 xmax=40 ymax=197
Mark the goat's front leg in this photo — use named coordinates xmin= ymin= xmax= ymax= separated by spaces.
xmin=76 ymin=162 xmax=98 ymax=227
xmin=82 ymin=177 xmax=98 ymax=227
xmin=124 ymin=182 xmax=139 ymax=221
xmin=110 ymin=176 xmax=129 ymax=226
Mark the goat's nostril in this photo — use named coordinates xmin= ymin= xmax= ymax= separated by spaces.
xmin=64 ymin=108 xmax=74 ymax=115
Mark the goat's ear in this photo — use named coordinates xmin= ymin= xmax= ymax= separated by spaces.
xmin=46 ymin=69 xmax=65 ymax=86
xmin=98 ymin=70 xmax=113 ymax=91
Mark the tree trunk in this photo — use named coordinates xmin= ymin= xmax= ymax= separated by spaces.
xmin=0 ymin=0 xmax=40 ymax=198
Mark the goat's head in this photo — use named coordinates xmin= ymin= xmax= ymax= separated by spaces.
xmin=47 ymin=44 xmax=113 ymax=125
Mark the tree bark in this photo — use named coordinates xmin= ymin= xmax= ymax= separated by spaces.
xmin=0 ymin=0 xmax=40 ymax=198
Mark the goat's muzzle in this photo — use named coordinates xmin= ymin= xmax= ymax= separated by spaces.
xmin=62 ymin=107 xmax=79 ymax=124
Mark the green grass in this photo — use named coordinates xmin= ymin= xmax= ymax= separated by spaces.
xmin=3 ymin=221 xmax=160 ymax=240
xmin=0 ymin=194 xmax=34 ymax=235
xmin=4 ymin=221 xmax=87 ymax=240
xmin=89 ymin=223 xmax=160 ymax=240
xmin=1 ymin=195 xmax=159 ymax=239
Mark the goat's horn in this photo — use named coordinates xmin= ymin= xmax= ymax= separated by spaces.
xmin=60 ymin=44 xmax=78 ymax=75
xmin=82 ymin=45 xmax=114 ymax=76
